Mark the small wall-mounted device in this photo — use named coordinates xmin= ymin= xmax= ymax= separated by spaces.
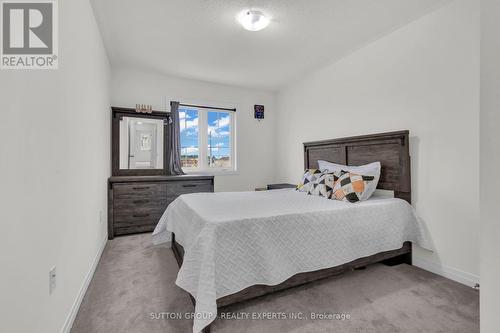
xmin=49 ymin=266 xmax=56 ymax=294
xmin=254 ymin=105 xmax=264 ymax=120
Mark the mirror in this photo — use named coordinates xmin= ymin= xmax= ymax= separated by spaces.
xmin=119 ymin=116 xmax=164 ymax=170
xmin=111 ymin=107 xmax=169 ymax=176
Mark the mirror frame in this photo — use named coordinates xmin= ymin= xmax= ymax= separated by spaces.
xmin=111 ymin=106 xmax=170 ymax=176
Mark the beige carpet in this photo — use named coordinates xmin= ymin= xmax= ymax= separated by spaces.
xmin=71 ymin=234 xmax=479 ymax=333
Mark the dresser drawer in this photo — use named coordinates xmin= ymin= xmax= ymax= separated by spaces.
xmin=113 ymin=183 xmax=167 ymax=200
xmin=114 ymin=205 xmax=165 ymax=221
xmin=114 ymin=211 xmax=163 ymax=227
xmin=113 ymin=197 xmax=167 ymax=212
xmin=114 ymin=224 xmax=156 ymax=236
xmin=113 ymin=196 xmax=166 ymax=225
xmin=167 ymin=180 xmax=213 ymax=198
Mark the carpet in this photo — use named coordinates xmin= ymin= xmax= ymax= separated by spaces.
xmin=71 ymin=234 xmax=479 ymax=333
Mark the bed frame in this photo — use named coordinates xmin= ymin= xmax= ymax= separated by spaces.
xmin=172 ymin=130 xmax=412 ymax=332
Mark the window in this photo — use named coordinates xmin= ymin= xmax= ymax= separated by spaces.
xmin=179 ymin=106 xmax=235 ymax=173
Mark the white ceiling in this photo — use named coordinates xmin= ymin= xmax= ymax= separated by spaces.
xmin=91 ymin=0 xmax=450 ymax=91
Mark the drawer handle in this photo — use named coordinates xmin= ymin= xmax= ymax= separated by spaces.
xmin=133 ymin=213 xmax=150 ymax=218
xmin=182 ymin=184 xmax=197 ymax=188
xmin=132 ymin=186 xmax=150 ymax=190
xmin=133 ymin=199 xmax=150 ymax=205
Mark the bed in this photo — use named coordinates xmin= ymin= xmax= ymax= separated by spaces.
xmin=152 ymin=130 xmax=431 ymax=333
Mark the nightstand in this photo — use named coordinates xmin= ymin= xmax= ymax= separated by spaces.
xmin=267 ymin=183 xmax=296 ymax=190
xmin=255 ymin=183 xmax=296 ymax=191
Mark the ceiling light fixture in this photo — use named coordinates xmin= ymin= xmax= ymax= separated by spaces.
xmin=238 ymin=10 xmax=270 ymax=32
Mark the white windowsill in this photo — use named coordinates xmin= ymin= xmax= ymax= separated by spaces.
xmin=183 ymin=170 xmax=239 ymax=176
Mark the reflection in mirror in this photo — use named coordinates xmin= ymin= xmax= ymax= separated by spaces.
xmin=119 ymin=117 xmax=164 ymax=169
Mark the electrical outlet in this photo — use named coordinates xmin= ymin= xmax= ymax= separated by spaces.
xmin=49 ymin=267 xmax=56 ymax=294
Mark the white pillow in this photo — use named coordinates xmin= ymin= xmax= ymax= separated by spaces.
xmin=317 ymin=160 xmax=381 ymax=201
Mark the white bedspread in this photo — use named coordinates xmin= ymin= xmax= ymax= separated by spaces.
xmin=152 ymin=189 xmax=431 ymax=333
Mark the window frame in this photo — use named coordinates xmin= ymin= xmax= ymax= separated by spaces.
xmin=179 ymin=106 xmax=237 ymax=175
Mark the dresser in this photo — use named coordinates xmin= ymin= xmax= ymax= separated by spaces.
xmin=108 ymin=175 xmax=214 ymax=239
xmin=108 ymin=107 xmax=215 ymax=239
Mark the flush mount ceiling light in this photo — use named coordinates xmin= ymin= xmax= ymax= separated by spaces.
xmin=238 ymin=10 xmax=270 ymax=31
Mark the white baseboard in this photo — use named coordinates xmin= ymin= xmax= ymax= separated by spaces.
xmin=60 ymin=235 xmax=108 ymax=333
xmin=413 ymin=256 xmax=480 ymax=288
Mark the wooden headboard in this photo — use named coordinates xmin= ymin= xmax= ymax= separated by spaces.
xmin=303 ymin=130 xmax=411 ymax=203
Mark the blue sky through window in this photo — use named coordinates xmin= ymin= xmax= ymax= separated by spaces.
xmin=207 ymin=111 xmax=231 ymax=162
xmin=179 ymin=108 xmax=199 ymax=167
xmin=179 ymin=108 xmax=199 ymax=154
xmin=179 ymin=107 xmax=232 ymax=169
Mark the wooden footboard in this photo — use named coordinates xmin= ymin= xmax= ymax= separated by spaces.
xmin=171 ymin=233 xmax=411 ymax=309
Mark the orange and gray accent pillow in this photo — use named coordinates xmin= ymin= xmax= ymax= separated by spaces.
xmin=307 ymin=171 xmax=344 ymax=198
xmin=332 ymin=172 xmax=375 ymax=203
xmin=296 ymin=169 xmax=324 ymax=192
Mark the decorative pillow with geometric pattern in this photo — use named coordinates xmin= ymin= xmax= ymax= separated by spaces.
xmin=307 ymin=171 xmax=345 ymax=199
xmin=332 ymin=172 xmax=375 ymax=203
xmin=296 ymin=169 xmax=324 ymax=192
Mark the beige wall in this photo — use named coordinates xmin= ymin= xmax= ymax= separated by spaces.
xmin=111 ymin=68 xmax=277 ymax=192
xmin=480 ymin=0 xmax=500 ymax=331
xmin=275 ymin=0 xmax=480 ymax=285
xmin=0 ymin=1 xmax=110 ymax=332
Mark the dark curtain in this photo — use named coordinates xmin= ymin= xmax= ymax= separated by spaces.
xmin=168 ymin=101 xmax=185 ymax=175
